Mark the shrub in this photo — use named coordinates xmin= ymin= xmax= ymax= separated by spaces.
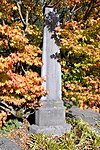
xmin=55 ymin=0 xmax=100 ymax=111
xmin=28 ymin=119 xmax=100 ymax=150
xmin=0 ymin=0 xmax=46 ymax=127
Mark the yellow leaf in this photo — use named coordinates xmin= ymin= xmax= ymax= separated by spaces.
xmin=10 ymin=89 xmax=14 ymax=93
xmin=16 ymin=89 xmax=20 ymax=94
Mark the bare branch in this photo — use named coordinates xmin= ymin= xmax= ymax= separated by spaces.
xmin=83 ymin=0 xmax=95 ymax=22
xmin=94 ymin=1 xmax=100 ymax=8
xmin=25 ymin=10 xmax=29 ymax=31
xmin=0 ymin=101 xmax=16 ymax=116
xmin=50 ymin=0 xmax=61 ymax=7
xmin=74 ymin=6 xmax=82 ymax=13
xmin=0 ymin=17 xmax=6 ymax=25
xmin=16 ymin=2 xmax=26 ymax=26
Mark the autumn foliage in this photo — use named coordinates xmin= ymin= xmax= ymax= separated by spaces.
xmin=56 ymin=0 xmax=100 ymax=112
xmin=0 ymin=0 xmax=46 ymax=127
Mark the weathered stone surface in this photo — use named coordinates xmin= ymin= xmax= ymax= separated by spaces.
xmin=29 ymin=124 xmax=71 ymax=136
xmin=41 ymin=7 xmax=61 ymax=101
xmin=0 ymin=137 xmax=23 ymax=150
xmin=29 ymin=7 xmax=71 ymax=135
xmin=35 ymin=100 xmax=66 ymax=126
xmin=30 ymin=100 xmax=71 ymax=136
xmin=67 ymin=106 xmax=100 ymax=135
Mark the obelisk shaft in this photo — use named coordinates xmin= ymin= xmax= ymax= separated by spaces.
xmin=41 ymin=7 xmax=61 ymax=101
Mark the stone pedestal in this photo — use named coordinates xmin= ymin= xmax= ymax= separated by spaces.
xmin=30 ymin=100 xmax=71 ymax=135
xmin=29 ymin=7 xmax=71 ymax=136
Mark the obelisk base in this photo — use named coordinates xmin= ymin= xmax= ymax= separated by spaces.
xmin=29 ymin=100 xmax=71 ymax=136
xmin=29 ymin=124 xmax=71 ymax=136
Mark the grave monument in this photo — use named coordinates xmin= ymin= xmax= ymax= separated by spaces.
xmin=29 ymin=7 xmax=71 ymax=135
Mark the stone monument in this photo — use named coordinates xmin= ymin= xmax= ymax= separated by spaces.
xmin=29 ymin=7 xmax=71 ymax=135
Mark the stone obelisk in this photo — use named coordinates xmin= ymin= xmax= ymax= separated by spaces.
xmin=30 ymin=7 xmax=71 ymax=135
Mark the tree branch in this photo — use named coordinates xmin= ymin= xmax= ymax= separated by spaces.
xmin=0 ymin=101 xmax=16 ymax=116
xmin=16 ymin=2 xmax=29 ymax=35
xmin=94 ymin=1 xmax=100 ymax=8
xmin=83 ymin=0 xmax=95 ymax=22
xmin=25 ymin=10 xmax=29 ymax=30
xmin=16 ymin=2 xmax=26 ymax=26
xmin=0 ymin=17 xmax=6 ymax=25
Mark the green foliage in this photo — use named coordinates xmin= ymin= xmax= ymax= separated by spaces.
xmin=28 ymin=133 xmax=74 ymax=150
xmin=28 ymin=119 xmax=100 ymax=150
xmin=0 ymin=119 xmax=21 ymax=134
xmin=67 ymin=118 xmax=100 ymax=150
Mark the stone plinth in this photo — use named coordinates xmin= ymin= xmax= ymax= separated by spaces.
xmin=30 ymin=100 xmax=71 ymax=135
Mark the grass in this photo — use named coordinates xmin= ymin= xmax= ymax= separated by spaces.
xmin=0 ymin=117 xmax=100 ymax=150
xmin=28 ymin=118 xmax=100 ymax=150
